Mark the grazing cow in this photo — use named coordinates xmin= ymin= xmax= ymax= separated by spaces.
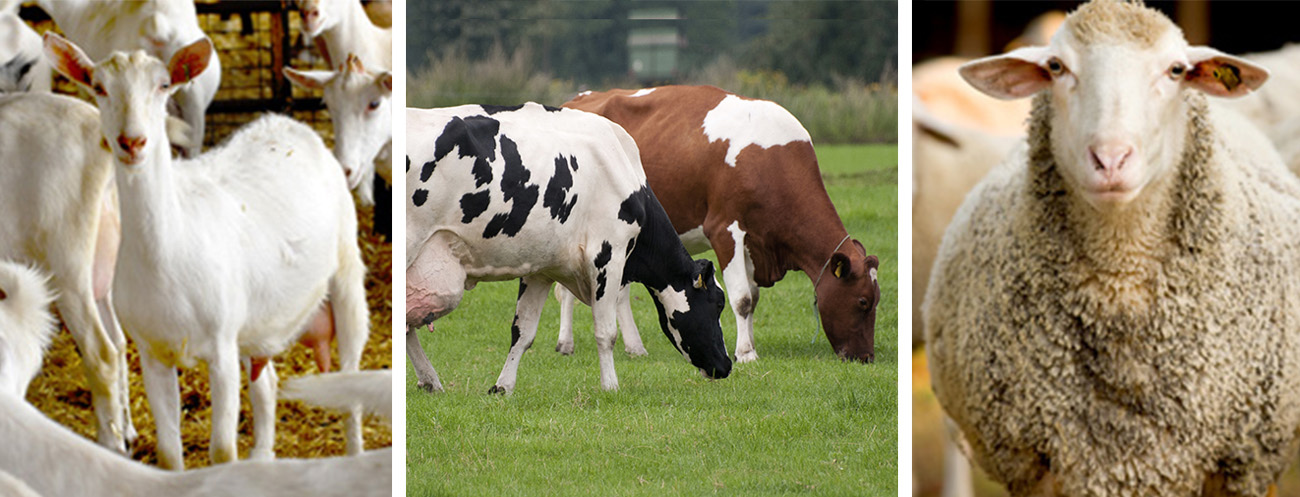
xmin=406 ymin=102 xmax=732 ymax=393
xmin=562 ymin=85 xmax=880 ymax=363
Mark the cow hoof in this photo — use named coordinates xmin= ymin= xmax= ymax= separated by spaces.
xmin=625 ymin=346 xmax=648 ymax=357
xmin=487 ymin=385 xmax=508 ymax=395
xmin=734 ymin=350 xmax=758 ymax=363
xmin=418 ymin=382 xmax=442 ymax=393
xmin=556 ymin=343 xmax=574 ymax=355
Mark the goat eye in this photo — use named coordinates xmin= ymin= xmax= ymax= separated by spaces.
xmin=1046 ymin=58 xmax=1064 ymax=76
xmin=367 ymin=100 xmax=381 ymax=111
xmin=161 ymin=81 xmax=171 ymax=90
xmin=92 ymin=83 xmax=106 ymax=96
xmin=1169 ymin=63 xmax=1187 ymax=79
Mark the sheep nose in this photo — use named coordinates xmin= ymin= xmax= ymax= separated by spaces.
xmin=1089 ymin=141 xmax=1134 ymax=176
xmin=117 ymin=135 xmax=146 ymax=156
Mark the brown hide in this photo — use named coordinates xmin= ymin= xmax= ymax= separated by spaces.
xmin=564 ymin=85 xmax=880 ymax=362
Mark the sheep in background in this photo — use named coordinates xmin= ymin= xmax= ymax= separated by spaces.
xmin=925 ymin=1 xmax=1300 ymax=495
xmin=0 ymin=261 xmax=55 ymax=397
xmin=45 ymin=32 xmax=370 ymax=469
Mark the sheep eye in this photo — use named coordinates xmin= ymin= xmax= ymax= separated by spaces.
xmin=92 ymin=83 xmax=106 ymax=96
xmin=161 ymin=81 xmax=171 ymax=90
xmin=1169 ymin=63 xmax=1187 ymax=79
xmin=1046 ymin=58 xmax=1064 ymax=76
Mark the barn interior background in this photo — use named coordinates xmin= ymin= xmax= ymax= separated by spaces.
xmin=13 ymin=0 xmax=393 ymax=467
xmin=911 ymin=2 xmax=1300 ymax=496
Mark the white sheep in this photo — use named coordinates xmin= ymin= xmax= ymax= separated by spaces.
xmin=0 ymin=91 xmax=138 ymax=453
xmin=296 ymin=0 xmax=392 ymax=74
xmin=35 ymin=0 xmax=220 ymax=157
xmin=925 ymin=1 xmax=1300 ymax=495
xmin=0 ymin=12 xmax=49 ymax=93
xmin=0 ymin=390 xmax=390 ymax=497
xmin=0 ymin=260 xmax=55 ymax=397
xmin=284 ymin=53 xmax=392 ymax=205
xmin=45 ymin=33 xmax=371 ymax=469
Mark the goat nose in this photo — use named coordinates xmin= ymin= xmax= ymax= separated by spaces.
xmin=117 ymin=135 xmax=146 ymax=155
xmin=1089 ymin=142 xmax=1134 ymax=175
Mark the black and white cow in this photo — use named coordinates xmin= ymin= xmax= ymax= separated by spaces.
xmin=406 ymin=102 xmax=732 ymax=393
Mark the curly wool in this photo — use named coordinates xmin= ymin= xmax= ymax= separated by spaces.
xmin=925 ymin=90 xmax=1300 ymax=496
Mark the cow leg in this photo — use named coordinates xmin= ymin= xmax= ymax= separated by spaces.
xmin=554 ymin=284 xmax=576 ymax=355
xmin=490 ymin=276 xmax=551 ymax=394
xmin=406 ymin=236 xmax=464 ymax=393
xmin=406 ymin=325 xmax=443 ymax=392
xmin=615 ymin=285 xmax=646 ymax=356
xmin=712 ymin=221 xmax=762 ymax=363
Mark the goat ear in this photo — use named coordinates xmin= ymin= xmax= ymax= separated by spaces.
xmin=43 ymin=32 xmax=95 ymax=89
xmin=168 ymin=37 xmax=212 ymax=86
xmin=1184 ymin=47 xmax=1269 ymax=98
xmin=377 ymin=72 xmax=392 ymax=94
xmin=345 ymin=53 xmax=365 ymax=74
xmin=283 ymin=67 xmax=330 ymax=90
xmin=960 ymin=46 xmax=1054 ymax=100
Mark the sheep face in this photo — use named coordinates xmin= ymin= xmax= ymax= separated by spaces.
xmin=44 ymin=33 xmax=213 ymax=168
xmin=959 ymin=0 xmax=1268 ymax=210
xmin=285 ymin=54 xmax=393 ymax=203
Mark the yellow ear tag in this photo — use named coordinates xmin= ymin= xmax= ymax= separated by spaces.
xmin=694 ymin=274 xmax=704 ymax=289
xmin=1214 ymin=65 xmax=1241 ymax=91
xmin=834 ymin=264 xmax=843 ymax=279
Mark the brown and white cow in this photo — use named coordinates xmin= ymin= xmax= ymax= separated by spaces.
xmin=559 ymin=85 xmax=880 ymax=363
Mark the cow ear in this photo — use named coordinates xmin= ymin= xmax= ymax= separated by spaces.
xmin=694 ymin=274 xmax=704 ymax=289
xmin=831 ymin=253 xmax=851 ymax=280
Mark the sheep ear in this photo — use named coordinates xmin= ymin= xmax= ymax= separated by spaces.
xmin=168 ymin=37 xmax=212 ymax=86
xmin=43 ymin=32 xmax=94 ymax=89
xmin=1184 ymin=47 xmax=1269 ymax=98
xmin=283 ymin=67 xmax=331 ymax=90
xmin=959 ymin=46 xmax=1053 ymax=100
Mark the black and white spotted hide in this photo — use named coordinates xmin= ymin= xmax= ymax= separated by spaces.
xmin=405 ymin=103 xmax=730 ymax=391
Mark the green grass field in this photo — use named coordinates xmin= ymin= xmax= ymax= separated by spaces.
xmin=407 ymin=144 xmax=898 ymax=496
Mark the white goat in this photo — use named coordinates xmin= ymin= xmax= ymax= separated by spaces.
xmin=35 ymin=0 xmax=220 ymax=157
xmin=281 ymin=370 xmax=392 ymax=424
xmin=0 ymin=91 xmax=138 ymax=453
xmin=45 ymin=33 xmax=371 ymax=469
xmin=0 ymin=390 xmax=391 ymax=497
xmin=0 ymin=261 xmax=55 ymax=397
xmin=284 ymin=54 xmax=392 ymax=205
xmin=0 ymin=12 xmax=49 ymax=93
xmin=296 ymin=0 xmax=392 ymax=73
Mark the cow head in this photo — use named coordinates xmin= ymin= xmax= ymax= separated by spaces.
xmin=649 ymin=259 xmax=732 ymax=379
xmin=815 ymin=240 xmax=880 ymax=363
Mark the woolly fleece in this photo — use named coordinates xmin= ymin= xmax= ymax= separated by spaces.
xmin=925 ymin=87 xmax=1300 ymax=497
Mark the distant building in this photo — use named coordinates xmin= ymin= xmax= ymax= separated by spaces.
xmin=628 ymin=7 xmax=681 ymax=82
